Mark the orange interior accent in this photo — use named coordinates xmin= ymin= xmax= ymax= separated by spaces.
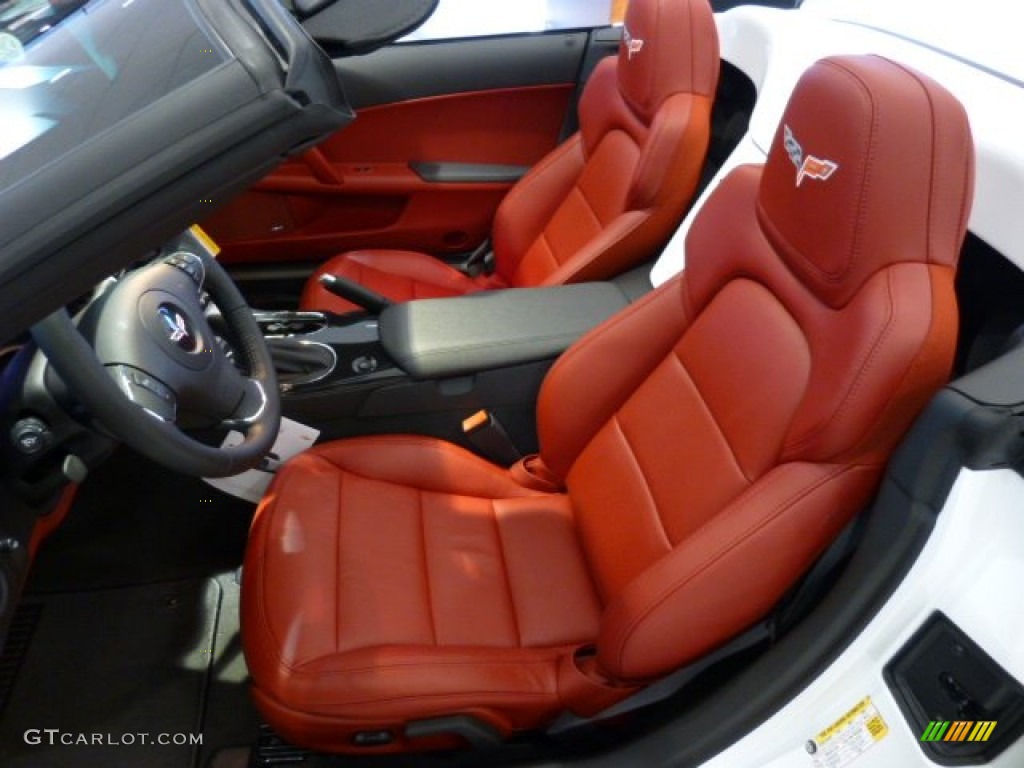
xmin=461 ymin=409 xmax=490 ymax=433
xmin=203 ymin=85 xmax=575 ymax=265
xmin=28 ymin=483 xmax=78 ymax=561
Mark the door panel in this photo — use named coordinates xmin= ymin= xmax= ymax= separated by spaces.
xmin=204 ymin=34 xmax=589 ymax=265
xmin=334 ymin=32 xmax=588 ymax=108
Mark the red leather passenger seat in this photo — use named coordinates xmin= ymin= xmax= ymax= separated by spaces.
xmin=299 ymin=0 xmax=720 ymax=314
xmin=242 ymin=55 xmax=974 ymax=753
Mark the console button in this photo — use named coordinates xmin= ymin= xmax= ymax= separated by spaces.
xmin=352 ymin=355 xmax=378 ymax=374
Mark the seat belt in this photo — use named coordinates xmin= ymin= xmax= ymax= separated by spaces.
xmin=548 ymin=511 xmax=867 ymax=737
xmin=460 ymin=239 xmax=495 ymax=277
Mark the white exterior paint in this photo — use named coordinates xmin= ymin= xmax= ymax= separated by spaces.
xmin=697 ymin=468 xmax=1024 ymax=768
xmin=652 ymin=3 xmax=1024 ymax=285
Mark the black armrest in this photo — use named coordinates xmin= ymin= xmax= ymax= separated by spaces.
xmin=379 ymin=284 xmax=632 ymax=379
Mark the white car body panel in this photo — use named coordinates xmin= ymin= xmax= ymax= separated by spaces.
xmin=652 ymin=4 xmax=1024 ymax=285
xmin=697 ymin=469 xmax=1024 ymax=768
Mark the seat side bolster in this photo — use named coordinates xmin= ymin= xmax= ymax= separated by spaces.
xmin=536 ymin=95 xmax=714 ymax=288
xmin=595 ymin=462 xmax=879 ymax=682
xmin=491 ymin=133 xmax=587 ymax=284
xmin=628 ymin=93 xmax=713 ymax=212
xmin=539 ymin=90 xmax=713 ymax=287
xmin=537 ymin=277 xmax=690 ymax=480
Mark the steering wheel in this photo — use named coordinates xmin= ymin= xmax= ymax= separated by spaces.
xmin=30 ymin=251 xmax=280 ymax=477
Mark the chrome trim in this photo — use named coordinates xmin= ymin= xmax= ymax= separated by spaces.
xmin=252 ymin=310 xmax=328 ymax=337
xmin=270 ymin=339 xmax=338 ymax=393
xmin=222 ymin=381 xmax=268 ymax=429
xmin=142 ymin=407 xmax=174 ymax=423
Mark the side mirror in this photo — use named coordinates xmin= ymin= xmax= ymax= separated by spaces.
xmin=294 ymin=0 xmax=440 ymax=57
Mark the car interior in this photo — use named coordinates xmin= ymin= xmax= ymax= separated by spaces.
xmin=1 ymin=0 xmax=1023 ymax=767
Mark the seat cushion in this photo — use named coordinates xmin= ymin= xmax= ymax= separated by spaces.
xmin=299 ymin=250 xmax=505 ymax=314
xmin=242 ymin=436 xmax=603 ymax=752
xmin=301 ymin=0 xmax=719 ymax=314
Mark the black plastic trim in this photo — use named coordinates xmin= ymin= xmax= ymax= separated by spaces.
xmin=885 ymin=611 xmax=1024 ymax=766
xmin=410 ymin=162 xmax=529 ymax=184
xmin=334 ymin=32 xmax=588 ymax=109
xmin=406 ymin=715 xmax=503 ymax=750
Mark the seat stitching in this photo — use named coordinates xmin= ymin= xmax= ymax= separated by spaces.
xmin=668 ymin=351 xmax=754 ymax=483
xmin=611 ymin=415 xmax=672 ymax=551
xmin=256 ymin=468 xmax=298 ymax=662
xmin=490 ymin=500 xmax=523 ymax=647
xmin=547 ymin=211 xmax=650 ymax=285
xmin=312 ymin=437 xmax=531 ymax=499
xmin=783 ymin=270 xmax=896 ymax=454
xmin=537 ymin=230 xmax=561 ymax=271
xmin=572 ymin=184 xmax=604 ymax=229
xmin=290 ymin=689 xmax=556 ymax=711
xmin=500 ymin=134 xmax=584 ymax=212
xmin=419 ymin=488 xmax=438 ymax=645
xmin=293 ymin=654 xmax=563 ymax=677
xmin=335 ymin=468 xmax=343 ymax=654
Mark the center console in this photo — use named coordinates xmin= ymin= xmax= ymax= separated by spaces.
xmin=257 ymin=284 xmax=633 ymax=453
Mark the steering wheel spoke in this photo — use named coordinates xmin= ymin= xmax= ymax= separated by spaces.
xmin=107 ymin=364 xmax=178 ymax=423
xmin=221 ymin=378 xmax=269 ymax=431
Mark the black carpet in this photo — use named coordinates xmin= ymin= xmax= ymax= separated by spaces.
xmin=0 ymin=578 xmax=220 ymax=767
xmin=27 ymin=448 xmax=255 ymax=594
xmin=3 ymin=447 xmax=263 ymax=767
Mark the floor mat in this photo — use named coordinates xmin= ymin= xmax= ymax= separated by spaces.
xmin=28 ymin=447 xmax=255 ymax=593
xmin=0 ymin=578 xmax=220 ymax=768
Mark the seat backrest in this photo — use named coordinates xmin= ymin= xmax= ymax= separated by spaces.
xmin=490 ymin=0 xmax=719 ymax=289
xmin=536 ymin=55 xmax=974 ymax=683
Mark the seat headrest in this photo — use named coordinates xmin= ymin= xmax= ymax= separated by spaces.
xmin=757 ymin=55 xmax=974 ymax=308
xmin=617 ymin=0 xmax=719 ymax=121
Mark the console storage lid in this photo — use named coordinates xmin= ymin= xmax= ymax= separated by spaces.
xmin=379 ymin=284 xmax=631 ymax=379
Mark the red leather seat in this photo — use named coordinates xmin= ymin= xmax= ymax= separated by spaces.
xmin=299 ymin=0 xmax=720 ymax=314
xmin=242 ymin=55 xmax=974 ymax=753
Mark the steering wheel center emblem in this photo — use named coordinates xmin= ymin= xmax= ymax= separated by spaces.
xmin=157 ymin=304 xmax=200 ymax=353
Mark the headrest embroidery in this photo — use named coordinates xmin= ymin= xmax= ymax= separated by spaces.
xmin=623 ymin=25 xmax=645 ymax=60
xmin=784 ymin=125 xmax=839 ymax=187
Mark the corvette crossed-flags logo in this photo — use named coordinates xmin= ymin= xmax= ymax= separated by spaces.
xmin=783 ymin=125 xmax=839 ymax=187
xmin=622 ymin=25 xmax=644 ymax=60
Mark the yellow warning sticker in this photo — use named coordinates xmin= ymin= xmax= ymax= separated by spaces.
xmin=808 ymin=697 xmax=888 ymax=768
xmin=189 ymin=224 xmax=221 ymax=257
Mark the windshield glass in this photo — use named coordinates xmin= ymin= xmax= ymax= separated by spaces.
xmin=1 ymin=0 xmax=88 ymax=46
xmin=0 ymin=0 xmax=230 ymax=189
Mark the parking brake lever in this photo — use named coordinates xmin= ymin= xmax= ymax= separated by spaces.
xmin=318 ymin=274 xmax=392 ymax=315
